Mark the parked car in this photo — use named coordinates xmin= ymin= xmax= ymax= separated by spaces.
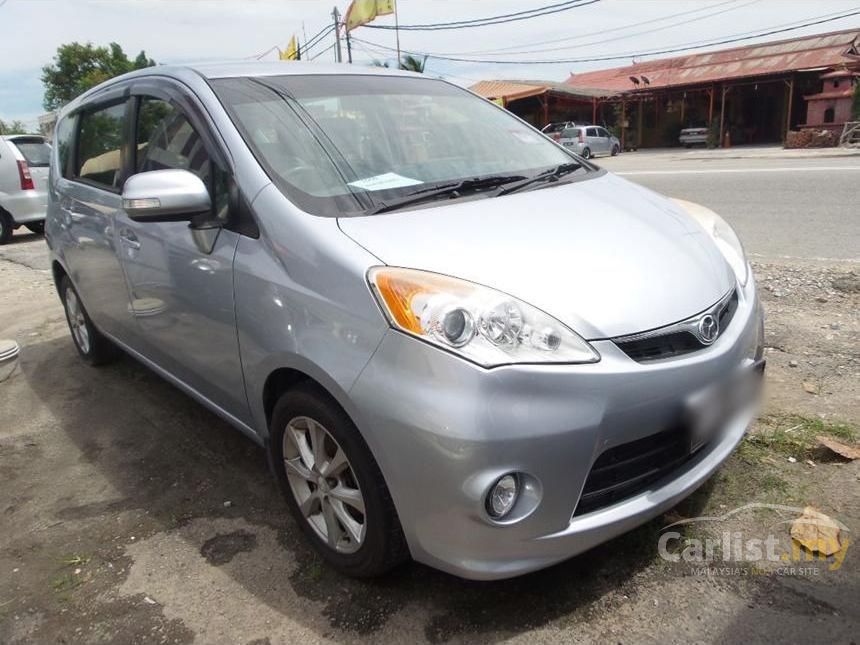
xmin=679 ymin=125 xmax=709 ymax=147
xmin=0 ymin=134 xmax=51 ymax=243
xmin=558 ymin=125 xmax=620 ymax=159
xmin=541 ymin=121 xmax=577 ymax=141
xmin=48 ymin=63 xmax=763 ymax=581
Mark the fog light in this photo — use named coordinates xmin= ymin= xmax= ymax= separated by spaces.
xmin=487 ymin=474 xmax=519 ymax=519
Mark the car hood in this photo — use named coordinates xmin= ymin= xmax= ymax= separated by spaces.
xmin=338 ymin=172 xmax=735 ymax=339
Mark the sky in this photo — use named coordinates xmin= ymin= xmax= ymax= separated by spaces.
xmin=1 ymin=0 xmax=859 ymax=128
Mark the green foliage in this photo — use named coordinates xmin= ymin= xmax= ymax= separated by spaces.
xmin=371 ymin=54 xmax=427 ymax=73
xmin=0 ymin=118 xmax=29 ymax=135
xmin=41 ymin=42 xmax=156 ymax=111
xmin=399 ymin=54 xmax=427 ymax=73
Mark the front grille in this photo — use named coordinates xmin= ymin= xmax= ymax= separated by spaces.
xmin=614 ymin=290 xmax=738 ymax=362
xmin=615 ymin=331 xmax=701 ymax=361
xmin=574 ymin=427 xmax=692 ymax=517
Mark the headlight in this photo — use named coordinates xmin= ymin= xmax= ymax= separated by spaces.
xmin=672 ymin=198 xmax=749 ymax=286
xmin=368 ymin=267 xmax=599 ymax=367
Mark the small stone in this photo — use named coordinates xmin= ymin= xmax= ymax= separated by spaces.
xmin=788 ymin=457 xmax=797 ymax=463
xmin=144 ymin=596 xmax=156 ymax=605
xmin=829 ymin=323 xmax=840 ymax=330
xmin=802 ymin=381 xmax=818 ymax=395
xmin=816 ymin=296 xmax=828 ymax=303
xmin=223 ymin=501 xmax=233 ymax=508
xmin=789 ymin=360 xmax=798 ymax=367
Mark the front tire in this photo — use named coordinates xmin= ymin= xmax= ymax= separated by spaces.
xmin=0 ymin=210 xmax=13 ymax=244
xmin=611 ymin=144 xmax=620 ymax=156
xmin=269 ymin=384 xmax=408 ymax=577
xmin=60 ymin=276 xmax=116 ymax=365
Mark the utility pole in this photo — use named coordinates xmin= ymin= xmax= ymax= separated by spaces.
xmin=345 ymin=28 xmax=353 ymax=63
xmin=332 ymin=6 xmax=343 ymax=63
xmin=393 ymin=0 xmax=401 ymax=67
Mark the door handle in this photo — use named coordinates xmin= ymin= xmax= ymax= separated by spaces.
xmin=118 ymin=229 xmax=141 ymax=250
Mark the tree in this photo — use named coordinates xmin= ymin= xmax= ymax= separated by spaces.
xmin=41 ymin=42 xmax=155 ymax=111
xmin=371 ymin=54 xmax=428 ymax=73
xmin=0 ymin=118 xmax=29 ymax=135
xmin=398 ymin=54 xmax=427 ymax=73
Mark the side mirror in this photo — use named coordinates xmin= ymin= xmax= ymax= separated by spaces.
xmin=122 ymin=169 xmax=211 ymax=222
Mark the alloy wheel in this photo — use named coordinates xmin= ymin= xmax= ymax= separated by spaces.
xmin=282 ymin=416 xmax=366 ymax=553
xmin=65 ymin=287 xmax=91 ymax=354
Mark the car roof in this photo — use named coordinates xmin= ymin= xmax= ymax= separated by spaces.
xmin=64 ymin=61 xmax=429 ymax=115
xmin=185 ymin=61 xmax=419 ymax=80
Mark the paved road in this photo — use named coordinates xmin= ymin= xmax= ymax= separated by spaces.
xmin=600 ymin=152 xmax=860 ymax=264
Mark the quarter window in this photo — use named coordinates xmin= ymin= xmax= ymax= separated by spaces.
xmin=76 ymin=102 xmax=127 ymax=190
xmin=55 ymin=116 xmax=76 ymax=179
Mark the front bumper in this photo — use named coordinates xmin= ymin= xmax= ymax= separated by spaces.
xmin=349 ymin=276 xmax=763 ymax=580
xmin=1 ymin=189 xmax=47 ymax=224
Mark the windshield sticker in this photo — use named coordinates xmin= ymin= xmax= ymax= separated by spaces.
xmin=348 ymin=173 xmax=424 ymax=191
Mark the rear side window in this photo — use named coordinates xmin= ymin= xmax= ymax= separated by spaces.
xmin=76 ymin=102 xmax=127 ymax=190
xmin=11 ymin=138 xmax=51 ymax=167
xmin=586 ymin=127 xmax=599 ymax=137
xmin=55 ymin=117 xmax=76 ymax=179
xmin=562 ymin=127 xmax=580 ymax=138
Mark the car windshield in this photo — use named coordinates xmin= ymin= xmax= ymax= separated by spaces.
xmin=211 ymin=74 xmax=587 ymax=216
xmin=11 ymin=138 xmax=50 ymax=167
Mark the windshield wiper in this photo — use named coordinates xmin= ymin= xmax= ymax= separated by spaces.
xmin=495 ymin=162 xmax=582 ymax=197
xmin=368 ymin=174 xmax=527 ymax=214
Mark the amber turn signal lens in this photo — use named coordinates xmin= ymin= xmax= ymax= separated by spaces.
xmin=372 ymin=271 xmax=425 ymax=333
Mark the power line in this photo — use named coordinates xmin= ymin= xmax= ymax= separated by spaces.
xmin=438 ymin=0 xmax=745 ymax=55
xmin=353 ymin=8 xmax=860 ymax=65
xmin=364 ymin=0 xmax=600 ymax=31
xmin=440 ymin=0 xmax=762 ymax=57
xmin=310 ymin=42 xmax=337 ymax=61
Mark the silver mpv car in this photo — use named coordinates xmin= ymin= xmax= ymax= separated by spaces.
xmin=47 ymin=63 xmax=763 ymax=581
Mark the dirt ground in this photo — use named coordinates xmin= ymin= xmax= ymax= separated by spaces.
xmin=0 ymin=230 xmax=858 ymax=644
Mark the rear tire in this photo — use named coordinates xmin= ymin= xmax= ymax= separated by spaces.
xmin=0 ymin=211 xmax=13 ymax=245
xmin=269 ymin=384 xmax=409 ymax=577
xmin=59 ymin=276 xmax=117 ymax=366
xmin=581 ymin=147 xmax=592 ymax=159
xmin=25 ymin=221 xmax=45 ymax=235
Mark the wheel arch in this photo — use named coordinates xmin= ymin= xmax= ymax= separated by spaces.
xmin=51 ymin=259 xmax=70 ymax=295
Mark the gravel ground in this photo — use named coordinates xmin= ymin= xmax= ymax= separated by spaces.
xmin=0 ymin=231 xmax=858 ymax=644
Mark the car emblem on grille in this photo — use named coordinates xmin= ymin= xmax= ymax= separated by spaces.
xmin=697 ymin=314 xmax=719 ymax=345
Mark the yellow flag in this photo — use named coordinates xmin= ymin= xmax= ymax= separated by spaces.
xmin=280 ymin=35 xmax=299 ymax=61
xmin=345 ymin=0 xmax=395 ymax=32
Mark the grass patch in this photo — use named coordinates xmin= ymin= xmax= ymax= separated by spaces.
xmin=51 ymin=553 xmax=90 ymax=599
xmin=742 ymin=414 xmax=857 ymax=461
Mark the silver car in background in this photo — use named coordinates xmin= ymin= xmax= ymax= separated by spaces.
xmin=558 ymin=125 xmax=620 ymax=159
xmin=47 ymin=63 xmax=763 ymax=581
xmin=680 ymin=125 xmax=709 ymax=147
xmin=0 ymin=134 xmax=51 ymax=243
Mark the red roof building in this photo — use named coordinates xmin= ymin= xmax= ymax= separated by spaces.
xmin=473 ymin=28 xmax=860 ymax=149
